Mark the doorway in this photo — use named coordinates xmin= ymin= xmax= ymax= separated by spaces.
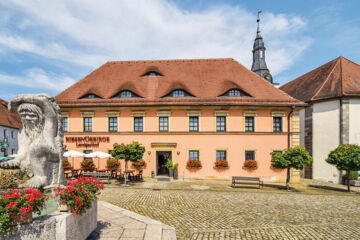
xmin=156 ymin=151 xmax=172 ymax=176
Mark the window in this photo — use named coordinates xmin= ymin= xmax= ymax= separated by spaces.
xmin=11 ymin=149 xmax=15 ymax=154
xmin=189 ymin=116 xmax=199 ymax=132
xmin=80 ymin=93 xmax=101 ymax=99
xmin=216 ymin=150 xmax=226 ymax=161
xmin=163 ymin=89 xmax=193 ymax=98
xmin=83 ymin=149 xmax=93 ymax=154
xmin=245 ymin=116 xmax=254 ymax=132
xmin=111 ymin=90 xmax=140 ymax=98
xmin=62 ymin=117 xmax=68 ymax=132
xmin=245 ymin=150 xmax=255 ymax=160
xmin=11 ymin=131 xmax=14 ymax=138
xmin=189 ymin=150 xmax=199 ymax=160
xmin=219 ymin=88 xmax=251 ymax=98
xmin=273 ymin=117 xmax=283 ymax=132
xmin=3 ymin=129 xmax=6 ymax=137
xmin=142 ymin=71 xmax=162 ymax=76
xmin=108 ymin=117 xmax=118 ymax=132
xmin=134 ymin=117 xmax=143 ymax=132
xmin=83 ymin=117 xmax=92 ymax=132
xmin=159 ymin=117 xmax=168 ymax=132
xmin=216 ymin=116 xmax=226 ymax=132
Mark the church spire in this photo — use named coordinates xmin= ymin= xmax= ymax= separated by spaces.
xmin=251 ymin=11 xmax=273 ymax=83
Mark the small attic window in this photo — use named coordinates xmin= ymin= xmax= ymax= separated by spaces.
xmin=219 ymin=89 xmax=251 ymax=98
xmin=80 ymin=93 xmax=102 ymax=99
xmin=163 ymin=89 xmax=193 ymax=98
xmin=142 ymin=71 xmax=162 ymax=77
xmin=111 ymin=90 xmax=141 ymax=98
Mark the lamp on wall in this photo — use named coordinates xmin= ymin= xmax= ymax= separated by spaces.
xmin=177 ymin=151 xmax=180 ymax=155
xmin=147 ymin=150 xmax=151 ymax=155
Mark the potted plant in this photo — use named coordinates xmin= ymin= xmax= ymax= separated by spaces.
xmin=81 ymin=158 xmax=96 ymax=172
xmin=106 ymin=158 xmax=120 ymax=171
xmin=172 ymin=163 xmax=179 ymax=179
xmin=166 ymin=158 xmax=174 ymax=177
xmin=132 ymin=159 xmax=146 ymax=169
xmin=0 ymin=188 xmax=48 ymax=233
xmin=214 ymin=159 xmax=229 ymax=169
xmin=186 ymin=159 xmax=202 ymax=169
xmin=243 ymin=159 xmax=258 ymax=170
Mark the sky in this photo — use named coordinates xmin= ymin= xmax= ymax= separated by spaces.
xmin=0 ymin=0 xmax=359 ymax=101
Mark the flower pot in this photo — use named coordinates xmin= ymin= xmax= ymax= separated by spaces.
xmin=169 ymin=169 xmax=173 ymax=178
xmin=10 ymin=212 xmax=32 ymax=226
xmin=173 ymin=171 xmax=178 ymax=179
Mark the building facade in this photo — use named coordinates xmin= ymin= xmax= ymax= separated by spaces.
xmin=281 ymin=56 xmax=360 ymax=183
xmin=0 ymin=99 xmax=21 ymax=156
xmin=56 ymin=58 xmax=304 ymax=181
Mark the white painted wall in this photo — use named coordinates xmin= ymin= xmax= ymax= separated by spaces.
xmin=312 ymin=100 xmax=340 ymax=183
xmin=349 ymin=99 xmax=360 ymax=145
xmin=0 ymin=125 xmax=19 ymax=156
xmin=299 ymin=109 xmax=305 ymax=146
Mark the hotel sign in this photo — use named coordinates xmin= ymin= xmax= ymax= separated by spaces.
xmin=65 ymin=136 xmax=110 ymax=148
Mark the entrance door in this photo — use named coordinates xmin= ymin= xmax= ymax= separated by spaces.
xmin=156 ymin=151 xmax=172 ymax=176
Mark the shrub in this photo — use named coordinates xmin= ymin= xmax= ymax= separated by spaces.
xmin=343 ymin=170 xmax=359 ymax=181
xmin=55 ymin=177 xmax=104 ymax=216
xmin=172 ymin=163 xmax=179 ymax=172
xmin=63 ymin=159 xmax=71 ymax=168
xmin=106 ymin=158 xmax=120 ymax=169
xmin=214 ymin=159 xmax=229 ymax=168
xmin=0 ymin=189 xmax=48 ymax=233
xmin=166 ymin=158 xmax=173 ymax=169
xmin=132 ymin=159 xmax=146 ymax=168
xmin=186 ymin=159 xmax=202 ymax=168
xmin=243 ymin=159 xmax=257 ymax=169
xmin=81 ymin=158 xmax=96 ymax=171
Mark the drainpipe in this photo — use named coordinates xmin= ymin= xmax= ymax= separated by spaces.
xmin=339 ymin=98 xmax=343 ymax=182
xmin=287 ymin=105 xmax=295 ymax=148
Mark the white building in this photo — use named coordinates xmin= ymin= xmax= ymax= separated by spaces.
xmin=281 ymin=57 xmax=360 ymax=183
xmin=0 ymin=99 xmax=21 ymax=157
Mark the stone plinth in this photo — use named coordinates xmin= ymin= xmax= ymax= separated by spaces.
xmin=1 ymin=200 xmax=97 ymax=240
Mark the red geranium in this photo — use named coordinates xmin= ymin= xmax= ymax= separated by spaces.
xmin=243 ymin=159 xmax=258 ymax=169
xmin=214 ymin=159 xmax=229 ymax=168
xmin=186 ymin=159 xmax=202 ymax=168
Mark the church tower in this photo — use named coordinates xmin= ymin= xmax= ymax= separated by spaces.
xmin=251 ymin=11 xmax=273 ymax=83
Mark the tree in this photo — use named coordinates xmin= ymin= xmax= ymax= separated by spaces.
xmin=326 ymin=144 xmax=360 ymax=192
xmin=110 ymin=141 xmax=145 ymax=185
xmin=271 ymin=146 xmax=312 ymax=190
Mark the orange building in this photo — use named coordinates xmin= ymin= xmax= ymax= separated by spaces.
xmin=55 ymin=58 xmax=304 ymax=182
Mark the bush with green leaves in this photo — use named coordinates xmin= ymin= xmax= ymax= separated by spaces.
xmin=271 ymin=146 xmax=312 ymax=189
xmin=326 ymin=144 xmax=360 ymax=191
xmin=110 ymin=141 xmax=145 ymax=185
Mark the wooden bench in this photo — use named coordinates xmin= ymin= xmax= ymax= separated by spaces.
xmin=231 ymin=176 xmax=264 ymax=189
xmin=82 ymin=172 xmax=111 ymax=184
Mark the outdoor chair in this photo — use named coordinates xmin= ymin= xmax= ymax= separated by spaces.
xmin=135 ymin=170 xmax=143 ymax=182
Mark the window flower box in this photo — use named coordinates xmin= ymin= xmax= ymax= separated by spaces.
xmin=186 ymin=159 xmax=202 ymax=169
xmin=214 ymin=159 xmax=229 ymax=169
xmin=132 ymin=159 xmax=147 ymax=169
xmin=243 ymin=159 xmax=258 ymax=170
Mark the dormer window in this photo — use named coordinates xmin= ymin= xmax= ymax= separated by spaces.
xmin=163 ymin=89 xmax=193 ymax=98
xmin=219 ymin=88 xmax=251 ymax=98
xmin=142 ymin=71 xmax=162 ymax=77
xmin=80 ymin=93 xmax=102 ymax=99
xmin=111 ymin=90 xmax=141 ymax=98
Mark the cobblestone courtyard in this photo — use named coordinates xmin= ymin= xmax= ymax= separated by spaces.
xmin=99 ymin=179 xmax=360 ymax=239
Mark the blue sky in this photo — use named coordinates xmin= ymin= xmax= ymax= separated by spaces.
xmin=0 ymin=0 xmax=359 ymax=101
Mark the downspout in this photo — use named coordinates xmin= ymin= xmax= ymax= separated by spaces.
xmin=339 ymin=98 xmax=343 ymax=182
xmin=287 ymin=105 xmax=295 ymax=148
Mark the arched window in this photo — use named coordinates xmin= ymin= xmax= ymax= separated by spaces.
xmin=163 ymin=89 xmax=193 ymax=98
xmin=142 ymin=71 xmax=162 ymax=76
xmin=111 ymin=90 xmax=140 ymax=98
xmin=219 ymin=89 xmax=251 ymax=98
xmin=80 ymin=93 xmax=102 ymax=99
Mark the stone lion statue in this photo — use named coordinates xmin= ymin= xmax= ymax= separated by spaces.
xmin=0 ymin=94 xmax=65 ymax=188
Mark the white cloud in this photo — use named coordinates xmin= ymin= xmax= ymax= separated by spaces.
xmin=0 ymin=68 xmax=76 ymax=91
xmin=0 ymin=0 xmax=311 ymax=75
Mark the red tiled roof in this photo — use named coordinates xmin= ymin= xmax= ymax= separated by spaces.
xmin=281 ymin=57 xmax=360 ymax=102
xmin=0 ymin=99 xmax=22 ymax=129
xmin=55 ymin=58 xmax=304 ymax=107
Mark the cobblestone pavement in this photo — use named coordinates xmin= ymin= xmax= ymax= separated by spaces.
xmin=99 ymin=180 xmax=360 ymax=239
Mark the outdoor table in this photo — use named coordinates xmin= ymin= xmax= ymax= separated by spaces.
xmin=71 ymin=168 xmax=82 ymax=178
xmin=124 ymin=170 xmax=135 ymax=181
